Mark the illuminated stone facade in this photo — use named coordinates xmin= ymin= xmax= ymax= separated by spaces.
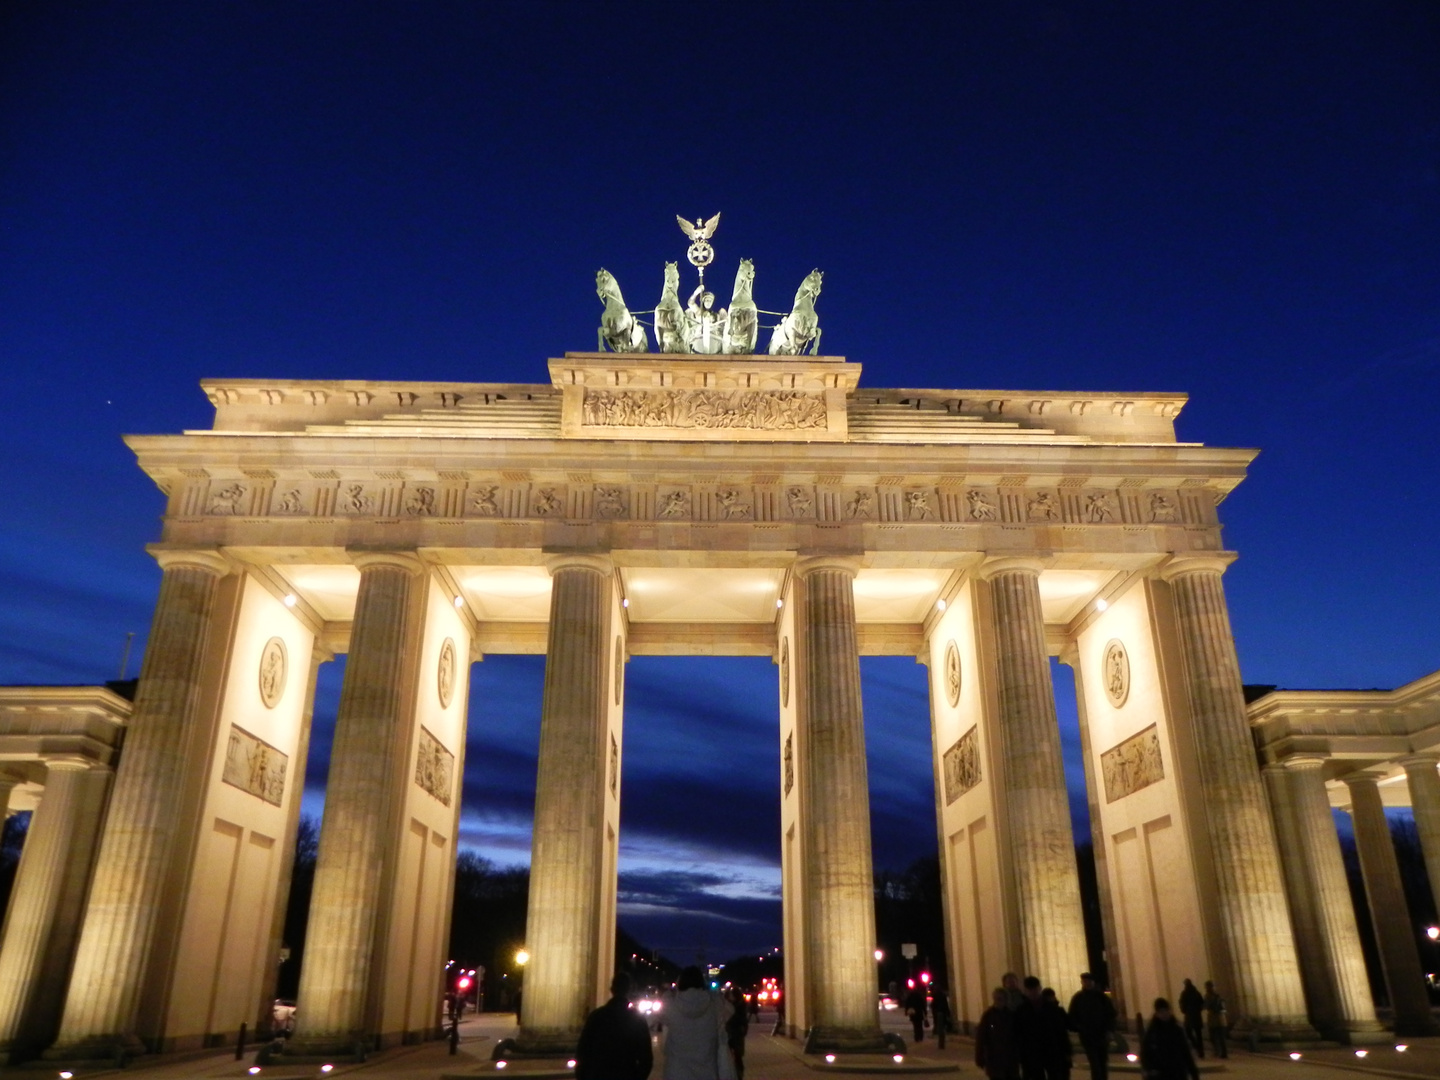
xmin=11 ymin=349 xmax=1435 ymax=1060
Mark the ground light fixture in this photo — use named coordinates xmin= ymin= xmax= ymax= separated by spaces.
xmin=1428 ymin=926 xmax=1439 ymax=941
xmin=1396 ymin=1044 xmax=1409 ymax=1052
xmin=893 ymin=1054 xmax=905 ymax=1063
xmin=496 ymin=1061 xmax=507 ymax=1069
xmin=825 ymin=1054 xmax=836 ymax=1063
xmin=1125 ymin=1054 xmax=1138 ymax=1063
xmin=58 ymin=1073 xmax=72 ymax=1079
xmin=1355 ymin=1050 xmax=1369 ymax=1058
xmin=1289 ymin=1052 xmax=1303 ymax=1061
xmin=249 ymin=1069 xmax=261 ymax=1076
xmin=567 ymin=1060 xmax=576 ymax=1069
xmin=321 ymin=1067 xmax=334 ymax=1074
xmin=874 ymin=949 xmax=884 ymax=961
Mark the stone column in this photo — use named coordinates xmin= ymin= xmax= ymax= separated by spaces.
xmin=1269 ymin=758 xmax=1382 ymax=1039
xmin=0 ymin=776 xmax=15 ymax=818
xmin=290 ymin=552 xmax=424 ymax=1055
xmin=517 ymin=554 xmax=613 ymax=1054
xmin=1343 ymin=773 xmax=1435 ymax=1035
xmin=1158 ymin=556 xmax=1313 ymax=1036
xmin=0 ymin=760 xmax=113 ymax=1060
xmin=1399 ymin=756 xmax=1440 ymax=928
xmin=795 ymin=556 xmax=884 ymax=1053
xmin=977 ymin=557 xmax=1088 ymax=988
xmin=51 ymin=549 xmax=230 ymax=1058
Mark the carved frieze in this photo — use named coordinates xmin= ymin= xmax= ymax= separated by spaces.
xmin=943 ymin=640 xmax=962 ymax=707
xmin=595 ymin=486 xmax=628 ymax=519
xmin=1102 ymin=638 xmax=1130 ymax=708
xmin=1101 ymin=723 xmax=1163 ymax=803
xmin=258 ymin=637 xmax=287 ymax=708
xmin=783 ymin=731 xmax=794 ymax=796
xmin=780 ymin=637 xmax=790 ymax=707
xmin=437 ymin=638 xmax=457 ymax=708
xmin=581 ymin=389 xmax=827 ymax=430
xmin=209 ymin=482 xmax=247 ymax=515
xmin=223 ymin=724 xmax=287 ymax=806
xmin=966 ymin=490 xmax=997 ymax=521
xmin=943 ymin=726 xmax=981 ymax=804
xmin=415 ymin=727 xmax=454 ymax=806
xmin=845 ymin=489 xmax=874 ymax=519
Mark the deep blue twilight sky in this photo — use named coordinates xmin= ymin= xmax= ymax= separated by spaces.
xmin=2 ymin=2 xmax=1437 ymax=961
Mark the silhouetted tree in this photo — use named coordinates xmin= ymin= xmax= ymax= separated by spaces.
xmin=0 ymin=813 xmax=29 ymax=924
xmin=275 ymin=815 xmax=319 ymax=999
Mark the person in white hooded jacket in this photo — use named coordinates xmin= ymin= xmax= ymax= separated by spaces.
xmin=662 ymin=966 xmax=735 ymax=1080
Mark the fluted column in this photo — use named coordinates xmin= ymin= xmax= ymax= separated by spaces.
xmin=290 ymin=552 xmax=424 ymax=1053
xmin=1271 ymin=758 xmax=1382 ymax=1038
xmin=1159 ymin=556 xmax=1312 ymax=1035
xmin=0 ymin=760 xmax=112 ymax=1060
xmin=978 ymin=558 xmax=1088 ymax=988
xmin=51 ymin=549 xmax=229 ymax=1057
xmin=795 ymin=557 xmax=884 ymax=1052
xmin=1343 ymin=773 xmax=1435 ymax=1035
xmin=1399 ymin=756 xmax=1440 ymax=928
xmin=517 ymin=554 xmax=613 ymax=1053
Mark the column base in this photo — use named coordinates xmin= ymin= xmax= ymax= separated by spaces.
xmin=1228 ymin=1019 xmax=1327 ymax=1048
xmin=274 ymin=1035 xmax=373 ymax=1062
xmin=41 ymin=1034 xmax=147 ymax=1065
xmin=803 ymin=1025 xmax=892 ymax=1055
xmin=501 ymin=1031 xmax=581 ymax=1058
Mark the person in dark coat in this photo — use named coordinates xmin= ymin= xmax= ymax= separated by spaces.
xmin=724 ymin=987 xmax=749 ymax=1080
xmin=576 ymin=972 xmax=654 ymax=1080
xmin=1177 ymin=979 xmax=1205 ymax=1057
xmin=1012 ymin=976 xmax=1049 ymax=1080
xmin=930 ymin=982 xmax=953 ymax=1050
xmin=1067 ymin=972 xmax=1116 ymax=1080
xmin=904 ymin=983 xmax=928 ymax=1043
xmin=975 ymin=988 xmax=1019 ymax=1080
xmin=1040 ymin=988 xmax=1072 ymax=1080
xmin=1202 ymin=981 xmax=1227 ymax=1059
xmin=1140 ymin=999 xmax=1199 ymax=1080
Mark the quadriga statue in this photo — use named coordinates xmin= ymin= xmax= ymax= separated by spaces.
xmin=596 ymin=269 xmax=649 ymax=353
xmin=653 ymin=262 xmax=689 ymax=353
xmin=723 ymin=258 xmax=758 ymax=354
xmin=767 ymin=269 xmax=823 ymax=356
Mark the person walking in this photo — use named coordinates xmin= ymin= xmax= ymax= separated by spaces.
xmin=930 ymin=982 xmax=953 ymax=1050
xmin=1013 ymin=976 xmax=1048 ymax=1080
xmin=1067 ymin=972 xmax=1115 ymax=1080
xmin=1002 ymin=972 xmax=1025 ymax=1011
xmin=1177 ymin=979 xmax=1204 ymax=1058
xmin=576 ymin=973 xmax=654 ymax=1080
xmin=662 ymin=966 xmax=732 ymax=1080
xmin=724 ymin=988 xmax=749 ymax=1080
xmin=976 ymin=987 xmax=1019 ymax=1080
xmin=1202 ymin=981 xmax=1228 ymax=1059
xmin=1140 ymin=999 xmax=1199 ymax=1080
xmin=904 ymin=983 xmax=928 ymax=1044
xmin=1039 ymin=988 xmax=1072 ymax=1080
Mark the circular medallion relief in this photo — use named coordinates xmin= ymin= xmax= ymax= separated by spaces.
xmin=1102 ymin=638 xmax=1130 ymax=708
xmin=780 ymin=637 xmax=790 ymax=708
xmin=437 ymin=637 xmax=457 ymax=709
xmin=944 ymin=640 xmax=962 ymax=707
xmin=614 ymin=635 xmax=624 ymax=705
xmin=258 ymin=637 xmax=287 ymax=709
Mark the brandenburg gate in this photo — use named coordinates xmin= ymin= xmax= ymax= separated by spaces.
xmin=4 ymin=234 xmax=1428 ymax=1062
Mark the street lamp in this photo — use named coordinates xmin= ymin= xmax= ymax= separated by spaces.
xmin=516 ymin=948 xmax=530 ymax=966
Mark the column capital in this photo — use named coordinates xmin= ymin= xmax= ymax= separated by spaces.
xmin=1398 ymin=754 xmax=1440 ymax=773
xmin=1341 ymin=769 xmax=1389 ymax=790
xmin=1157 ymin=552 xmax=1238 ymax=582
xmin=147 ymin=545 xmax=232 ymax=576
xmin=1280 ymin=753 xmax=1331 ymax=772
xmin=543 ymin=552 xmax=613 ymax=577
xmin=975 ymin=555 xmax=1045 ymax=581
xmin=348 ymin=548 xmax=425 ymax=574
xmin=794 ymin=554 xmax=860 ymax=579
xmin=40 ymin=756 xmax=92 ymax=773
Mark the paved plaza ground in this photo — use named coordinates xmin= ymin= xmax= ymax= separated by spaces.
xmin=24 ymin=1010 xmax=1440 ymax=1080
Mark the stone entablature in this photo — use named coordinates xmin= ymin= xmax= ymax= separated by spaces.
xmin=196 ymin=359 xmax=1192 ymax=445
xmin=1250 ymin=670 xmax=1440 ymax=777
xmin=0 ymin=686 xmax=129 ymax=810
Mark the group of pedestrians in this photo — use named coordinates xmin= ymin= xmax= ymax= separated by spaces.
xmin=576 ymin=967 xmax=750 ymax=1080
xmin=1176 ymin=978 xmax=1228 ymax=1059
xmin=975 ymin=971 xmax=1103 ymax=1080
xmin=901 ymin=981 xmax=953 ymax=1047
